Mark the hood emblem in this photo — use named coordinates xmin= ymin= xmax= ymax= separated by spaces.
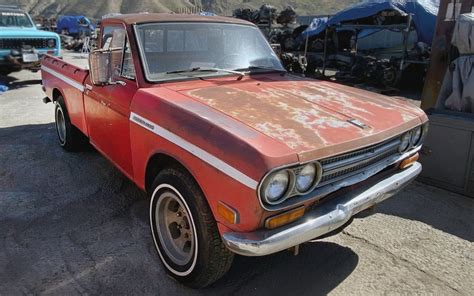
xmin=347 ymin=118 xmax=369 ymax=129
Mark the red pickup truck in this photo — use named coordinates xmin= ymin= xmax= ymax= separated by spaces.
xmin=41 ymin=13 xmax=428 ymax=287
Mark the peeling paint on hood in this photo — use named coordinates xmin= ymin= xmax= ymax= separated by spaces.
xmin=173 ymin=76 xmax=426 ymax=162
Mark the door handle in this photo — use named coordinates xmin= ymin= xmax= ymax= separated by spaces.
xmin=100 ymin=100 xmax=110 ymax=107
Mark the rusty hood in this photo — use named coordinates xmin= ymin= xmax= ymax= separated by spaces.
xmin=169 ymin=76 xmax=427 ymax=162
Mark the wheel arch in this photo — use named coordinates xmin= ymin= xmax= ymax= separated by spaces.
xmin=52 ymin=88 xmax=63 ymax=103
xmin=145 ymin=152 xmax=201 ymax=195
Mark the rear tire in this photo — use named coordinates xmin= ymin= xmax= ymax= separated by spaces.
xmin=55 ymin=96 xmax=86 ymax=151
xmin=149 ymin=167 xmax=234 ymax=288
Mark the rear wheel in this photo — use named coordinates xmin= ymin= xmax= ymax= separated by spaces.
xmin=149 ymin=167 xmax=234 ymax=288
xmin=55 ymin=96 xmax=86 ymax=151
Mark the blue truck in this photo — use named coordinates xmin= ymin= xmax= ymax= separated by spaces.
xmin=0 ymin=5 xmax=61 ymax=76
xmin=56 ymin=15 xmax=94 ymax=37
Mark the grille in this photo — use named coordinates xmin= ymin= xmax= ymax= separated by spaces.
xmin=0 ymin=38 xmax=54 ymax=50
xmin=318 ymin=137 xmax=400 ymax=187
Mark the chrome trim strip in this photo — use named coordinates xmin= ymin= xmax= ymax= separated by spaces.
xmin=312 ymin=146 xmax=420 ymax=196
xmin=223 ymin=162 xmax=422 ymax=256
xmin=41 ymin=65 xmax=85 ymax=92
xmin=321 ymin=149 xmax=395 ymax=178
xmin=322 ymin=139 xmax=400 ymax=172
xmin=129 ymin=112 xmax=259 ymax=190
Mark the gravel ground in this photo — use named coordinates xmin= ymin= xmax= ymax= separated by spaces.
xmin=0 ymin=52 xmax=473 ymax=295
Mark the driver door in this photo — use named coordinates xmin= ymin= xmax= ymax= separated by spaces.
xmin=84 ymin=25 xmax=138 ymax=177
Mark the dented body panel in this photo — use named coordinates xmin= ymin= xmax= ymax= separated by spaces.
xmin=41 ymin=13 xmax=427 ymax=248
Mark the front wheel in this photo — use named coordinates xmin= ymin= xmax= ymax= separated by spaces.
xmin=149 ymin=167 xmax=234 ymax=288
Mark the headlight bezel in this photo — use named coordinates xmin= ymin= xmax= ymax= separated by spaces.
xmin=262 ymin=170 xmax=291 ymax=204
xmin=399 ymin=123 xmax=428 ymax=153
xmin=421 ymin=122 xmax=429 ymax=143
xmin=410 ymin=126 xmax=422 ymax=146
xmin=295 ymin=162 xmax=322 ymax=194
xmin=47 ymin=39 xmax=56 ymax=48
xmin=399 ymin=131 xmax=412 ymax=152
xmin=260 ymin=161 xmax=322 ymax=206
xmin=295 ymin=163 xmax=317 ymax=193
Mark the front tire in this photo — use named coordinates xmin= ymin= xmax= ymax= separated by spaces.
xmin=149 ymin=167 xmax=234 ymax=288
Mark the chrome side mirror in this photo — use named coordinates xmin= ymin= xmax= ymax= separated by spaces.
xmin=89 ymin=50 xmax=112 ymax=85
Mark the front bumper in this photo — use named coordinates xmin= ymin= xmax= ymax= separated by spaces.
xmin=0 ymin=49 xmax=59 ymax=66
xmin=222 ymin=162 xmax=421 ymax=256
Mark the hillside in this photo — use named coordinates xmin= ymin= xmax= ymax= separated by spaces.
xmin=2 ymin=0 xmax=359 ymax=18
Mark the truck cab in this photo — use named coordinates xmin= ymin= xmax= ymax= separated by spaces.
xmin=41 ymin=13 xmax=427 ymax=288
xmin=0 ymin=5 xmax=60 ymax=75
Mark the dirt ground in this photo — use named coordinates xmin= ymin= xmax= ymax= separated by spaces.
xmin=0 ymin=52 xmax=473 ymax=295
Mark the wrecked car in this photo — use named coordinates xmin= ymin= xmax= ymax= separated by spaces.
xmin=295 ymin=0 xmax=437 ymax=86
xmin=41 ymin=13 xmax=428 ymax=288
xmin=0 ymin=5 xmax=60 ymax=76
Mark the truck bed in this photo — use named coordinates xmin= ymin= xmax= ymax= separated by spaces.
xmin=41 ymin=53 xmax=90 ymax=135
xmin=61 ymin=51 xmax=89 ymax=69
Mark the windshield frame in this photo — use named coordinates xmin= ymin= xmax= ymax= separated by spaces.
xmin=0 ymin=10 xmax=34 ymax=28
xmin=133 ymin=22 xmax=283 ymax=83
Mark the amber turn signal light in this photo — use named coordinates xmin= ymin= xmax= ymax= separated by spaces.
xmin=265 ymin=206 xmax=305 ymax=229
xmin=217 ymin=201 xmax=239 ymax=224
xmin=399 ymin=152 xmax=419 ymax=169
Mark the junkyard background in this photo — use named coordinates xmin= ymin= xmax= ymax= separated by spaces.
xmin=1 ymin=0 xmax=474 ymax=295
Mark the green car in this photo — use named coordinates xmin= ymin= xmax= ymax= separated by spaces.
xmin=0 ymin=5 xmax=61 ymax=76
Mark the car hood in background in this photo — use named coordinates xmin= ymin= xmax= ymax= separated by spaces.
xmin=0 ymin=27 xmax=59 ymax=38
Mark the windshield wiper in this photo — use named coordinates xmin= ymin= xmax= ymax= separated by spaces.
xmin=166 ymin=67 xmax=202 ymax=74
xmin=234 ymin=66 xmax=287 ymax=75
xmin=166 ymin=67 xmax=245 ymax=80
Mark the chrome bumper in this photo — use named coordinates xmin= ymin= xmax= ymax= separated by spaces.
xmin=222 ymin=162 xmax=421 ymax=256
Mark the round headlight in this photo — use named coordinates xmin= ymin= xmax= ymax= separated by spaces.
xmin=296 ymin=164 xmax=316 ymax=192
xmin=399 ymin=132 xmax=411 ymax=152
xmin=47 ymin=39 xmax=56 ymax=48
xmin=264 ymin=171 xmax=290 ymax=204
xmin=411 ymin=127 xmax=422 ymax=146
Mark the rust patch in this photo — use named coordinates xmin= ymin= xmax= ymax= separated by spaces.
xmin=182 ymin=78 xmax=424 ymax=160
xmin=188 ymin=84 xmax=368 ymax=152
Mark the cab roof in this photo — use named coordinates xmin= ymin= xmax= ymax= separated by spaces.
xmin=0 ymin=5 xmax=23 ymax=12
xmin=106 ymin=13 xmax=253 ymax=26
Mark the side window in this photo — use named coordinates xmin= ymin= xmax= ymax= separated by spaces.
xmin=110 ymin=29 xmax=125 ymax=77
xmin=121 ymin=39 xmax=135 ymax=79
xmin=102 ymin=25 xmax=120 ymax=50
xmin=101 ymin=25 xmax=135 ymax=80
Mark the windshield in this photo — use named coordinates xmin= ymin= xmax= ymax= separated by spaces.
xmin=135 ymin=22 xmax=284 ymax=81
xmin=0 ymin=11 xmax=33 ymax=27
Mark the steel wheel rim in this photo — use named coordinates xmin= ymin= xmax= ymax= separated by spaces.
xmin=56 ymin=106 xmax=66 ymax=144
xmin=155 ymin=191 xmax=195 ymax=266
